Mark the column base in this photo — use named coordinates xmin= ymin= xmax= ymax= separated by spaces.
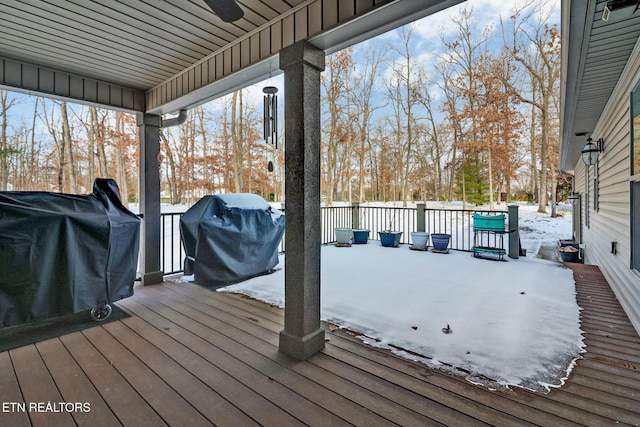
xmin=140 ymin=271 xmax=164 ymax=285
xmin=279 ymin=328 xmax=325 ymax=360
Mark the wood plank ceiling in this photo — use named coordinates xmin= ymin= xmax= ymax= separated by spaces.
xmin=0 ymin=0 xmax=307 ymax=90
xmin=0 ymin=0 xmax=464 ymax=114
xmin=561 ymin=0 xmax=640 ymax=170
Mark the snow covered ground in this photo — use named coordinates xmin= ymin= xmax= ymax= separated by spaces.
xmin=517 ymin=202 xmax=574 ymax=258
xmin=216 ymin=202 xmax=584 ymax=392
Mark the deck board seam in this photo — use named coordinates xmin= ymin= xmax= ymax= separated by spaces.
xmin=119 ymin=301 xmax=308 ymax=426
xmin=117 ymin=299 xmax=267 ymax=426
xmin=324 ymin=324 xmax=616 ymax=423
xmin=324 ymin=331 xmax=582 ymax=424
xmin=147 ymin=289 xmax=480 ymax=424
xmin=317 ymin=344 xmax=533 ymax=427
xmin=122 ymin=292 xmax=365 ymax=426
xmin=155 ymin=288 xmax=454 ymax=425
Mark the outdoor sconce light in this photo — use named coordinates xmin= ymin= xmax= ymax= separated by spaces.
xmin=568 ymin=193 xmax=579 ymax=205
xmin=602 ymin=0 xmax=640 ymax=21
xmin=581 ymin=137 xmax=604 ymax=166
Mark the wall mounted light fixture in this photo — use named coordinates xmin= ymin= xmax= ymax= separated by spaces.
xmin=602 ymin=0 xmax=640 ymax=21
xmin=581 ymin=137 xmax=604 ymax=166
xmin=568 ymin=192 xmax=580 ymax=206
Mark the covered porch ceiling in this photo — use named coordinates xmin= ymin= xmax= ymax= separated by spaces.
xmin=0 ymin=0 xmax=463 ymax=115
xmin=560 ymin=0 xmax=640 ymax=171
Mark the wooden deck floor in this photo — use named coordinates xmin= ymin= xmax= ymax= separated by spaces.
xmin=1 ymin=263 xmax=639 ymax=426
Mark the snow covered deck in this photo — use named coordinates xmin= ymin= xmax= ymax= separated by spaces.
xmin=220 ymin=244 xmax=583 ymax=392
xmin=0 ymin=263 xmax=639 ymax=426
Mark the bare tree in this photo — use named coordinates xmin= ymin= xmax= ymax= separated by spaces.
xmin=499 ymin=0 xmax=560 ymax=214
xmin=321 ymin=48 xmax=354 ymax=205
xmin=231 ymin=89 xmax=244 ymax=192
xmin=74 ymin=105 xmax=107 ymax=188
xmin=160 ymin=128 xmax=181 ymax=204
xmin=385 ymin=24 xmax=422 ymax=206
xmin=113 ymin=112 xmax=129 ymax=205
xmin=435 ymin=62 xmax=464 ymax=203
xmin=59 ymin=101 xmax=78 ymax=193
xmin=415 ymin=69 xmax=452 ymax=201
xmin=40 ymin=99 xmax=78 ymax=193
xmin=194 ymin=105 xmax=212 ymax=191
xmin=0 ymin=90 xmax=17 ymax=190
xmin=352 ymin=46 xmax=387 ymax=202
xmin=89 ymin=106 xmax=109 ymax=178
xmin=27 ymin=99 xmax=41 ymax=190
xmin=215 ymin=96 xmax=233 ymax=192
xmin=438 ymin=7 xmax=493 ymax=207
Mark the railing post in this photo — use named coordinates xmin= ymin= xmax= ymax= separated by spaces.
xmin=352 ymin=202 xmax=360 ymax=229
xmin=508 ymin=204 xmax=519 ymax=259
xmin=416 ymin=202 xmax=426 ymax=232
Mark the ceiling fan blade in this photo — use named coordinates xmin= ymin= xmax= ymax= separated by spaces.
xmin=203 ymin=0 xmax=244 ymax=22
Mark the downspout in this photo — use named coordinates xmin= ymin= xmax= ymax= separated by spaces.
xmin=162 ymin=110 xmax=188 ymax=128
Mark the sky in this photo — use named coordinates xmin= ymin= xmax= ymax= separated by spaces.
xmin=2 ymin=0 xmax=561 ymax=143
xmin=235 ymin=0 xmax=561 ymax=115
xmin=176 ymin=202 xmax=585 ymax=393
xmin=1 ymin=0 xmax=561 ymax=198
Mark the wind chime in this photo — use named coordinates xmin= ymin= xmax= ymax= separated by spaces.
xmin=263 ymin=86 xmax=278 ymax=172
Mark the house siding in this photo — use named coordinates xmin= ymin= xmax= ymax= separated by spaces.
xmin=574 ymin=37 xmax=640 ymax=334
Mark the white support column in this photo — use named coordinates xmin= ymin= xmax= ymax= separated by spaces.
xmin=137 ymin=113 xmax=163 ymax=285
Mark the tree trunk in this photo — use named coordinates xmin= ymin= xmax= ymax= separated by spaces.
xmin=538 ymin=101 xmax=549 ymax=213
xmin=90 ymin=107 xmax=108 ymax=177
xmin=488 ymin=148 xmax=494 ymax=210
xmin=87 ymin=108 xmax=96 ymax=185
xmin=59 ymin=101 xmax=78 ymax=193
xmin=29 ymin=100 xmax=39 ymax=190
xmin=196 ymin=106 xmax=211 ymax=190
xmin=160 ymin=132 xmax=180 ymax=204
xmin=550 ymin=161 xmax=558 ymax=218
xmin=114 ymin=112 xmax=129 ymax=206
xmin=0 ymin=90 xmax=15 ymax=191
xmin=231 ymin=90 xmax=244 ymax=193
xmin=529 ymin=102 xmax=538 ymax=203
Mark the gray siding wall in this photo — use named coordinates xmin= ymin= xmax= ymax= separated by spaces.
xmin=0 ymin=57 xmax=145 ymax=112
xmin=574 ymin=37 xmax=640 ymax=334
